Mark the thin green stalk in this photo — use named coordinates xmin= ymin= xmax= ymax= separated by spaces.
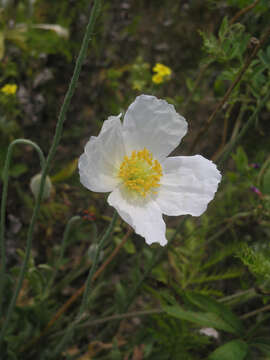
xmin=218 ymin=91 xmax=270 ymax=168
xmin=241 ymin=303 xmax=270 ymax=320
xmin=44 ymin=216 xmax=81 ymax=298
xmin=53 ymin=308 xmax=163 ymax=336
xmin=0 ymin=0 xmax=101 ymax=347
xmin=51 ymin=211 xmax=118 ymax=359
xmin=0 ymin=139 xmax=45 ymax=319
xmin=219 ymin=288 xmax=257 ymax=304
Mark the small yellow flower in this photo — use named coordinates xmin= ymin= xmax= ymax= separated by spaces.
xmin=153 ymin=63 xmax=172 ymax=76
xmin=152 ymin=74 xmax=164 ymax=84
xmin=152 ymin=63 xmax=172 ymax=84
xmin=1 ymin=84 xmax=17 ymax=95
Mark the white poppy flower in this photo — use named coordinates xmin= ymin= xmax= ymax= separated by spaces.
xmin=79 ymin=95 xmax=221 ymax=246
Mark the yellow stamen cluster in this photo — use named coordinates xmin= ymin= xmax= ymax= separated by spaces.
xmin=118 ymin=148 xmax=163 ymax=197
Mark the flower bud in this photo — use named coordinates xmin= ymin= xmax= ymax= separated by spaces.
xmin=88 ymin=243 xmax=104 ymax=262
xmin=30 ymin=173 xmax=52 ymax=201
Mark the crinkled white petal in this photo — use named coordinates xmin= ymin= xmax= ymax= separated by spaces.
xmin=108 ymin=186 xmax=167 ymax=246
xmin=123 ymin=95 xmax=187 ymax=160
xmin=99 ymin=114 xmax=122 ymax=135
xmin=156 ymin=155 xmax=221 ymax=216
xmin=78 ymin=115 xmax=125 ymax=192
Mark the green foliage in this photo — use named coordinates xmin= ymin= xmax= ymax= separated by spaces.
xmin=50 ymin=159 xmax=78 ymax=183
xmin=184 ymin=292 xmax=245 ymax=335
xmin=26 ymin=26 xmax=71 ymax=60
xmin=237 ymin=243 xmax=270 ymax=282
xmin=164 ymin=305 xmax=240 ymax=334
xmin=232 ymin=146 xmax=248 ymax=173
xmin=146 ymin=315 xmax=211 ymax=360
xmin=226 ymin=0 xmax=256 ymax=8
xmin=147 ymin=214 xmax=244 ymax=300
xmin=129 ymin=56 xmax=151 ymax=92
xmin=208 ymin=340 xmax=249 ymax=360
xmin=200 ymin=17 xmax=249 ymax=64
xmin=262 ymin=167 xmax=270 ymax=195
xmin=0 ymin=6 xmax=71 ymax=60
xmin=160 ymin=291 xmax=244 ymax=337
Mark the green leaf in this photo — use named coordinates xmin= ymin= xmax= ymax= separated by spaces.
xmin=163 ymin=305 xmax=238 ymax=334
xmin=218 ymin=16 xmax=229 ymax=41
xmin=123 ymin=238 xmax=136 ymax=254
xmin=115 ymin=281 xmax=127 ymax=310
xmin=51 ymin=159 xmax=78 ymax=183
xmin=114 ymin=235 xmax=136 ymax=254
xmin=186 ymin=77 xmax=194 ymax=91
xmin=5 ymin=28 xmax=27 ymax=51
xmin=208 ymin=340 xmax=248 ymax=360
xmin=185 ymin=292 xmax=244 ymax=335
xmin=9 ymin=163 xmax=28 ymax=178
xmin=262 ymin=168 xmax=270 ymax=195
xmin=232 ymin=146 xmax=248 ymax=173
xmin=258 ymin=47 xmax=270 ymax=68
xmin=151 ymin=264 xmax=168 ymax=284
xmin=251 ymin=337 xmax=270 ymax=355
xmin=230 ymin=43 xmax=241 ymax=60
xmin=214 ymin=78 xmax=226 ymax=96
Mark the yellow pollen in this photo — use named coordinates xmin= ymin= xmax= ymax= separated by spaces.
xmin=118 ymin=148 xmax=163 ymax=197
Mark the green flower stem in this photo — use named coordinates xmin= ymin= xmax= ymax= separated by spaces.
xmin=219 ymin=288 xmax=257 ymax=305
xmin=0 ymin=139 xmax=45 ymax=319
xmin=0 ymin=0 xmax=101 ymax=347
xmin=51 ymin=211 xmax=118 ymax=359
xmin=218 ymin=91 xmax=270 ymax=168
xmin=53 ymin=308 xmax=163 ymax=336
xmin=44 ymin=216 xmax=81 ymax=298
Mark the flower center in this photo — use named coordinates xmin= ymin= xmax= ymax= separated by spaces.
xmin=118 ymin=148 xmax=163 ymax=197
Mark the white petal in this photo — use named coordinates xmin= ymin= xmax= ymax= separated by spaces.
xmin=99 ymin=114 xmax=122 ymax=135
xmin=79 ymin=116 xmax=125 ymax=192
xmin=156 ymin=155 xmax=221 ymax=216
xmin=123 ymin=95 xmax=187 ymax=160
xmin=108 ymin=187 xmax=167 ymax=246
